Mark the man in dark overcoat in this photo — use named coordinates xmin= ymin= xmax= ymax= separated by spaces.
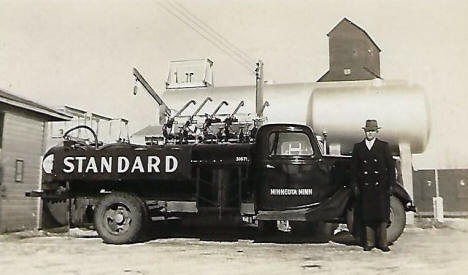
xmin=350 ymin=119 xmax=395 ymax=252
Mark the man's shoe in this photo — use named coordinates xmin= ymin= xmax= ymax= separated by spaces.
xmin=363 ymin=245 xmax=373 ymax=251
xmin=380 ymin=246 xmax=390 ymax=252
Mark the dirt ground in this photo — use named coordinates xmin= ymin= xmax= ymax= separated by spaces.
xmin=0 ymin=218 xmax=467 ymax=275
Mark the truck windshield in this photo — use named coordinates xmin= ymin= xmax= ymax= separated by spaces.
xmin=268 ymin=132 xmax=314 ymax=156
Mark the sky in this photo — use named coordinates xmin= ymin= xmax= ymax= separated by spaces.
xmin=0 ymin=0 xmax=467 ymax=169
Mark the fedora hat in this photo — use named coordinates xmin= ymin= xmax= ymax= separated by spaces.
xmin=362 ymin=119 xmax=381 ymax=131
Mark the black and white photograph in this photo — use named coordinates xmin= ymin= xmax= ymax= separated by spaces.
xmin=0 ymin=0 xmax=467 ymax=274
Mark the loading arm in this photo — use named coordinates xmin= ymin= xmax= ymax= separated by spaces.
xmin=133 ymin=67 xmax=171 ymax=118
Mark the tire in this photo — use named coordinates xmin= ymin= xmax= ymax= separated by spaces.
xmin=94 ymin=192 xmax=148 ymax=244
xmin=346 ymin=196 xmax=406 ymax=244
xmin=387 ymin=196 xmax=406 ymax=243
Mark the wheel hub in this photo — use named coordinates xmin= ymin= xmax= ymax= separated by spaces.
xmin=104 ymin=205 xmax=132 ymax=234
xmin=114 ymin=212 xmax=125 ymax=224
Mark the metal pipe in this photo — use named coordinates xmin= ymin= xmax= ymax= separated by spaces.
xmin=260 ymin=101 xmax=270 ymax=115
xmin=211 ymin=101 xmax=228 ymax=116
xmin=231 ymin=101 xmax=244 ymax=116
xmin=62 ymin=125 xmax=99 ymax=149
xmin=174 ymin=100 xmax=197 ymax=117
xmin=192 ymin=97 xmax=213 ymax=118
xmin=255 ymin=60 xmax=264 ymax=117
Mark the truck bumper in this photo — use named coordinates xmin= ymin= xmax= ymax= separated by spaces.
xmin=256 ymin=187 xmax=351 ymax=221
xmin=25 ymin=190 xmax=69 ymax=200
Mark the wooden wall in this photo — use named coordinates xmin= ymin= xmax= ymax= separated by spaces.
xmin=320 ymin=20 xmax=380 ymax=82
xmin=0 ymin=109 xmax=45 ymax=233
xmin=413 ymin=169 xmax=468 ymax=216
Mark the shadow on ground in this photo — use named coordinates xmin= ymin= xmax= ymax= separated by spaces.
xmin=142 ymin=220 xmax=361 ymax=246
xmin=37 ymin=220 xmax=361 ymax=247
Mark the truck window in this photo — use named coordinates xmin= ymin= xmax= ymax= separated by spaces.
xmin=268 ymin=132 xmax=314 ymax=156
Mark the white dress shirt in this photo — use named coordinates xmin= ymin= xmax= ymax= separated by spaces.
xmin=365 ymin=138 xmax=376 ymax=150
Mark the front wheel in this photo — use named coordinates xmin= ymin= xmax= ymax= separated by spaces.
xmin=94 ymin=192 xmax=148 ymax=244
xmin=346 ymin=196 xmax=406 ymax=244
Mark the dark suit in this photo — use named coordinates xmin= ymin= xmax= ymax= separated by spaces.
xmin=350 ymin=138 xmax=395 ymax=248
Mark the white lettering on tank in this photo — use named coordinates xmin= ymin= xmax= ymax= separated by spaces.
xmin=75 ymin=157 xmax=86 ymax=173
xmin=148 ymin=156 xmax=160 ymax=173
xmin=63 ymin=157 xmax=75 ymax=173
xmin=101 ymin=157 xmax=112 ymax=173
xmin=85 ymin=157 xmax=98 ymax=173
xmin=117 ymin=156 xmax=130 ymax=173
xmin=165 ymin=156 xmax=178 ymax=173
xmin=131 ymin=156 xmax=145 ymax=173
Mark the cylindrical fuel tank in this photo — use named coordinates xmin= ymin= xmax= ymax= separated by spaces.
xmin=162 ymin=80 xmax=430 ymax=155
xmin=308 ymin=82 xmax=430 ymax=154
xmin=162 ymin=83 xmax=315 ymax=124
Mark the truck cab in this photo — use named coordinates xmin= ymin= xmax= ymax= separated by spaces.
xmin=252 ymin=124 xmax=351 ymax=222
xmin=254 ymin=124 xmax=344 ymax=208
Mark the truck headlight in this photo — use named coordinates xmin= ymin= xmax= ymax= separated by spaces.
xmin=42 ymin=154 xmax=54 ymax=174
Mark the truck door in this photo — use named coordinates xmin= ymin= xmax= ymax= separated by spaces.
xmin=256 ymin=128 xmax=335 ymax=211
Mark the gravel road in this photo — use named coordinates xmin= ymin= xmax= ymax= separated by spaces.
xmin=0 ymin=218 xmax=467 ymax=275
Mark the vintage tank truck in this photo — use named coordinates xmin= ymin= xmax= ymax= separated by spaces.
xmin=26 ymin=65 xmax=419 ymax=245
xmin=29 ymin=121 xmax=415 ymax=244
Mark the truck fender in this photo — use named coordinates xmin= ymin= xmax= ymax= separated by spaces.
xmin=394 ymin=183 xmax=416 ymax=212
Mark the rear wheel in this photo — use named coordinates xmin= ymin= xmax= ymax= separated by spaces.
xmin=94 ymin=192 xmax=148 ymax=244
xmin=346 ymin=195 xmax=406 ymax=244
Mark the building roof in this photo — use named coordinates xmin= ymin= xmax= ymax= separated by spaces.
xmin=327 ymin=18 xmax=381 ymax=52
xmin=317 ymin=71 xmax=330 ymax=82
xmin=91 ymin=112 xmax=113 ymax=121
xmin=0 ymin=88 xmax=71 ymax=121
xmin=132 ymin=125 xmax=163 ymax=137
xmin=57 ymin=105 xmax=87 ymax=116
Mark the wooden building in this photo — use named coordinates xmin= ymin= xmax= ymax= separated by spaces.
xmin=413 ymin=169 xmax=468 ymax=216
xmin=0 ymin=89 xmax=70 ymax=233
xmin=318 ymin=18 xmax=381 ymax=82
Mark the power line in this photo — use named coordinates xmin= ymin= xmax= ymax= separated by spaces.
xmin=164 ymin=0 xmax=254 ymax=67
xmin=154 ymin=0 xmax=255 ymax=74
xmin=157 ymin=0 xmax=253 ymax=71
xmin=169 ymin=0 xmax=256 ymax=66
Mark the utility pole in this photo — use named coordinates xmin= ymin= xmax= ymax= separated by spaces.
xmin=255 ymin=60 xmax=264 ymax=117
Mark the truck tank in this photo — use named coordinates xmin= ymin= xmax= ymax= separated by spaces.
xmin=308 ymin=81 xmax=431 ymax=154
xmin=162 ymin=79 xmax=430 ymax=155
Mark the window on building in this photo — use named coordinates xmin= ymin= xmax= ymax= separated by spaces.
xmin=344 ymin=68 xmax=352 ymax=75
xmin=15 ymin=159 xmax=24 ymax=182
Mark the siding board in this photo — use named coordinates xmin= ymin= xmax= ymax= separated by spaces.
xmin=0 ymin=111 xmax=46 ymax=233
